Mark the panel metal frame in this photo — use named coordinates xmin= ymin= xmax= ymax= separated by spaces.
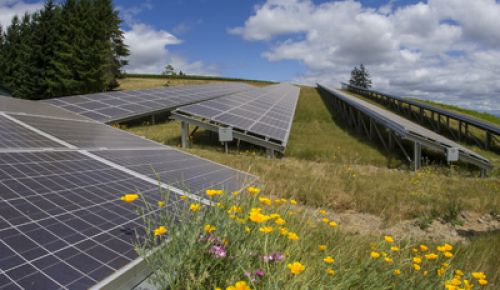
xmin=318 ymin=84 xmax=491 ymax=176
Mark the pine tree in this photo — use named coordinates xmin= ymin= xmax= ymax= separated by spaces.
xmin=349 ymin=64 xmax=372 ymax=88
xmin=12 ymin=13 xmax=37 ymax=98
xmin=0 ymin=25 xmax=5 ymax=86
xmin=2 ymin=16 xmax=22 ymax=93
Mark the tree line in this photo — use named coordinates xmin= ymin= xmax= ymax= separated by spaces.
xmin=0 ymin=0 xmax=129 ymax=100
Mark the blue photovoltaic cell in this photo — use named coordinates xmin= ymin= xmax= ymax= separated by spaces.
xmin=43 ymin=83 xmax=253 ymax=123
xmin=176 ymin=83 xmax=300 ymax=146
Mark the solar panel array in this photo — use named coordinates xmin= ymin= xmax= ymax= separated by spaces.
xmin=174 ymin=84 xmax=300 ymax=151
xmin=42 ymin=83 xmax=252 ymax=123
xmin=0 ymin=97 xmax=255 ymax=289
xmin=343 ymin=83 xmax=500 ymax=135
xmin=318 ymin=84 xmax=491 ymax=170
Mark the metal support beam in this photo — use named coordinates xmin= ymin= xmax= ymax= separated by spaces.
xmin=486 ymin=132 xmax=491 ymax=150
xmin=266 ymin=148 xmax=275 ymax=159
xmin=180 ymin=121 xmax=189 ymax=148
xmin=413 ymin=142 xmax=422 ymax=171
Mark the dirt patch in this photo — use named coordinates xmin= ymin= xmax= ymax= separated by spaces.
xmin=334 ymin=210 xmax=500 ymax=243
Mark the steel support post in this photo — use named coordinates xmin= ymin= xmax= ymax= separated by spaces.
xmin=181 ymin=121 xmax=189 ymax=148
xmin=413 ymin=142 xmax=422 ymax=171
xmin=458 ymin=121 xmax=462 ymax=141
xmin=224 ymin=142 xmax=229 ymax=154
xmin=266 ymin=148 xmax=275 ymax=159
xmin=388 ymin=131 xmax=394 ymax=149
xmin=485 ymin=132 xmax=491 ymax=150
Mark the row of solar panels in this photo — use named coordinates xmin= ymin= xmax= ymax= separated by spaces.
xmin=343 ymin=83 xmax=500 ymax=135
xmin=317 ymin=85 xmax=491 ymax=170
xmin=43 ymin=83 xmax=253 ymax=123
xmin=0 ymin=96 xmax=256 ymax=290
xmin=173 ymin=83 xmax=301 ymax=152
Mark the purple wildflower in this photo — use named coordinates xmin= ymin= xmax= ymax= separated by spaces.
xmin=208 ymin=245 xmax=227 ymax=258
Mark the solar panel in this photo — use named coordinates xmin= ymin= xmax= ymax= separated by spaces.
xmin=0 ymin=95 xmax=257 ymax=289
xmin=42 ymin=83 xmax=253 ymax=123
xmin=91 ymin=149 xmax=254 ymax=195
xmin=11 ymin=114 xmax=163 ymax=150
xmin=0 ymin=114 xmax=63 ymax=150
xmin=0 ymin=96 xmax=91 ymax=122
xmin=173 ymin=84 xmax=300 ymax=152
xmin=0 ymin=150 xmax=183 ymax=290
xmin=317 ymin=84 xmax=491 ymax=171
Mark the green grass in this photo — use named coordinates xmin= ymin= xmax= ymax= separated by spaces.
xmin=409 ymin=98 xmax=500 ymax=126
xmin=135 ymin=188 xmax=499 ymax=288
xmin=124 ymin=73 xmax=276 ymax=85
xmin=120 ymin=77 xmax=499 ymax=287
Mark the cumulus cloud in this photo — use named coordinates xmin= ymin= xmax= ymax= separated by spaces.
xmin=120 ymin=3 xmax=216 ymax=75
xmin=231 ymin=0 xmax=500 ymax=114
xmin=0 ymin=0 xmax=42 ymax=28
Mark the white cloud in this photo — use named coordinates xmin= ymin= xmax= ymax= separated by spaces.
xmin=119 ymin=3 xmax=216 ymax=76
xmin=0 ymin=0 xmax=42 ymax=28
xmin=231 ymin=0 xmax=500 ymax=114
xmin=123 ymin=23 xmax=217 ymax=75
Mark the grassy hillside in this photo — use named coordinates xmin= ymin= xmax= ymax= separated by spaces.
xmin=119 ymin=77 xmax=500 ymax=286
xmin=410 ymin=98 xmax=500 ymax=126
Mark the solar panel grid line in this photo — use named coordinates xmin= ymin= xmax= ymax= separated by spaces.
xmin=42 ymin=83 xmax=254 ymax=123
xmin=79 ymin=150 xmax=212 ymax=206
xmin=1 ymin=113 xmax=77 ymax=150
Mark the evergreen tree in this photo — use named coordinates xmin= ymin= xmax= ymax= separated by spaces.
xmin=162 ymin=64 xmax=176 ymax=75
xmin=0 ymin=0 xmax=129 ymax=99
xmin=0 ymin=25 xmax=5 ymax=86
xmin=349 ymin=64 xmax=372 ymax=88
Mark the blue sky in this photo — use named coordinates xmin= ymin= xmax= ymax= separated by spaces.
xmin=1 ymin=0 xmax=499 ymax=115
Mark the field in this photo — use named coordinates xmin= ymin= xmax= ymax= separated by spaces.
xmin=119 ymin=77 xmax=500 ymax=286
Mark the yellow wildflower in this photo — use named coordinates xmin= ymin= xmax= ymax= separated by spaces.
xmin=120 ymin=193 xmax=139 ymax=203
xmin=444 ymin=243 xmax=453 ymax=251
xmin=393 ymin=269 xmax=401 ymax=276
xmin=180 ymin=195 xmax=187 ymax=201
xmin=413 ymin=264 xmax=421 ymax=271
xmin=384 ymin=257 xmax=393 ymax=264
xmin=325 ymin=268 xmax=335 ymax=275
xmin=232 ymin=191 xmax=240 ymax=196
xmin=245 ymin=227 xmax=251 ymax=233
xmin=259 ymin=197 xmax=272 ymax=206
xmin=275 ymin=218 xmax=286 ymax=225
xmin=226 ymin=281 xmax=250 ymax=290
xmin=153 ymin=226 xmax=167 ymax=236
xmin=279 ymin=227 xmax=289 ymax=235
xmin=204 ymin=224 xmax=216 ymax=234
xmin=437 ymin=245 xmax=446 ymax=252
xmin=189 ymin=203 xmax=201 ymax=212
xmin=478 ymin=279 xmax=488 ymax=286
xmin=472 ymin=272 xmax=486 ymax=280
xmin=323 ymin=256 xmax=335 ymax=264
xmin=319 ymin=245 xmax=327 ymax=251
xmin=370 ymin=251 xmax=381 ymax=259
xmin=319 ymin=210 xmax=327 ymax=215
xmin=287 ymin=262 xmax=305 ymax=275
xmin=413 ymin=256 xmax=422 ymax=264
xmin=437 ymin=268 xmax=445 ymax=277
xmin=287 ymin=232 xmax=299 ymax=241
xmin=157 ymin=200 xmax=165 ymax=207
xmin=247 ymin=186 xmax=261 ymax=194
xmin=419 ymin=244 xmax=428 ymax=252
xmin=321 ymin=218 xmax=329 ymax=224
xmin=206 ymin=189 xmax=224 ymax=197
xmin=227 ymin=205 xmax=242 ymax=214
xmin=259 ymin=226 xmax=273 ymax=234
xmin=249 ymin=212 xmax=269 ymax=223
xmin=444 ymin=251 xmax=453 ymax=258
xmin=425 ymin=253 xmax=438 ymax=260
xmin=329 ymin=221 xmax=337 ymax=228
xmin=290 ymin=199 xmax=297 ymax=205
xmin=390 ymin=246 xmax=399 ymax=252
xmin=455 ymin=269 xmax=464 ymax=276
xmin=269 ymin=213 xmax=281 ymax=219
xmin=384 ymin=235 xmax=394 ymax=243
